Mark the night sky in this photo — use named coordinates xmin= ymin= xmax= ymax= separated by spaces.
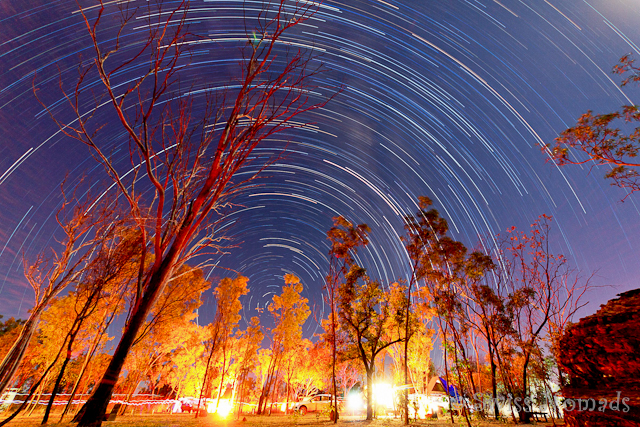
xmin=1 ymin=0 xmax=640 ymax=337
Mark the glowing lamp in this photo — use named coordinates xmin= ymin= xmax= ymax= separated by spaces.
xmin=216 ymin=399 xmax=233 ymax=418
xmin=373 ymin=383 xmax=394 ymax=408
xmin=347 ymin=392 xmax=364 ymax=411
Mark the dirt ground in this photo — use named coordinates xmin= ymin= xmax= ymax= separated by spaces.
xmin=0 ymin=413 xmax=565 ymax=427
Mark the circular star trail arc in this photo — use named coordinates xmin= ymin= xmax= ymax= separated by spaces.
xmin=1 ymin=0 xmax=640 ymax=334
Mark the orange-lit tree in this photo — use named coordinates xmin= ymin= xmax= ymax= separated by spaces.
xmin=36 ymin=0 xmax=330 ymax=423
xmin=196 ymin=275 xmax=248 ymax=417
xmin=401 ymin=196 xmax=454 ymax=424
xmin=257 ymin=274 xmax=309 ymax=415
xmin=325 ymin=216 xmax=370 ymax=422
xmin=330 ymin=221 xmax=406 ymax=420
xmin=0 ymin=317 xmax=25 ymax=362
xmin=164 ymin=321 xmax=207 ymax=399
xmin=117 ymin=265 xmax=209 ymax=415
xmin=548 ymin=55 xmax=640 ymax=200
xmin=41 ymin=227 xmax=141 ymax=424
xmin=230 ymin=316 xmax=263 ymax=418
xmin=290 ymin=340 xmax=328 ymax=401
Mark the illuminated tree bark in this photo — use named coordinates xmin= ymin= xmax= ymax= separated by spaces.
xmin=195 ymin=276 xmax=247 ymax=417
xmin=258 ymin=275 xmax=309 ymax=415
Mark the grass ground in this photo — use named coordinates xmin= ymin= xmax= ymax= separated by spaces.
xmin=0 ymin=412 xmax=564 ymax=427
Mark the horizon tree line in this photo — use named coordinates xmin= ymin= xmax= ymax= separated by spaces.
xmin=0 ymin=197 xmax=592 ymax=426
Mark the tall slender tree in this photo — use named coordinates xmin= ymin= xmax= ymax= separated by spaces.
xmin=325 ymin=216 xmax=369 ymax=422
xmin=41 ymin=227 xmax=140 ymax=424
xmin=196 ymin=275 xmax=248 ymax=417
xmin=233 ymin=317 xmax=263 ymax=418
xmin=403 ymin=196 xmax=485 ymax=427
xmin=257 ymin=274 xmax=309 ymax=415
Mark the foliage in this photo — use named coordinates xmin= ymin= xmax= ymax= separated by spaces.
xmin=0 ymin=195 xmax=124 ymax=398
xmin=0 ymin=317 xmax=24 ymax=361
xmin=548 ymin=55 xmax=640 ymax=200
xmin=197 ymin=275 xmax=248 ymax=415
xmin=328 ymin=217 xmax=406 ymax=420
xmin=257 ymin=274 xmax=310 ymax=414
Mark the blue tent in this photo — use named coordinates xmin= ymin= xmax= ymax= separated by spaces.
xmin=438 ymin=377 xmax=462 ymax=402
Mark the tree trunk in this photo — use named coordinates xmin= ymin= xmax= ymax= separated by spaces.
xmin=215 ymin=347 xmax=227 ymax=412
xmin=403 ymin=283 xmax=411 ymax=425
xmin=452 ymin=339 xmax=472 ymax=427
xmin=519 ymin=352 xmax=531 ymax=423
xmin=0 ymin=333 xmax=68 ymax=427
xmin=488 ymin=341 xmax=499 ymax=419
xmin=442 ymin=331 xmax=454 ymax=424
xmin=257 ymin=353 xmax=278 ymax=415
xmin=266 ymin=369 xmax=280 ymax=415
xmin=196 ymin=332 xmax=218 ymax=418
xmin=230 ymin=376 xmax=238 ymax=415
xmin=285 ymin=369 xmax=290 ymax=415
xmin=366 ymin=368 xmax=373 ymax=420
xmin=331 ymin=296 xmax=339 ymax=423
xmin=1 ymin=374 xmax=47 ymax=427
xmin=27 ymin=371 xmax=50 ymax=416
xmin=42 ymin=344 xmax=74 ymax=424
xmin=494 ymin=342 xmax=518 ymax=424
xmin=119 ymin=371 xmax=142 ymax=416
xmin=256 ymin=377 xmax=266 ymax=415
xmin=236 ymin=371 xmax=246 ymax=418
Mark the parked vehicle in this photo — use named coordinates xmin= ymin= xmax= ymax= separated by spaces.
xmin=292 ymin=394 xmax=342 ymax=415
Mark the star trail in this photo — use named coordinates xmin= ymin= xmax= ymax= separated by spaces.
xmin=1 ymin=0 xmax=640 ymax=335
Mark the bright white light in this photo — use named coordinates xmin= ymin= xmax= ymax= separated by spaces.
xmin=373 ymin=383 xmax=394 ymax=409
xmin=217 ymin=399 xmax=233 ymax=418
xmin=347 ymin=392 xmax=364 ymax=411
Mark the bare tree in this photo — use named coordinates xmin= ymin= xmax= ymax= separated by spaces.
xmin=36 ymin=0 xmax=330 ymax=424
xmin=496 ymin=215 xmax=591 ymax=423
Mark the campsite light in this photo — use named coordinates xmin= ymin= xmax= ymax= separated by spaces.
xmin=216 ymin=399 xmax=233 ymax=418
xmin=373 ymin=383 xmax=394 ymax=409
xmin=347 ymin=392 xmax=364 ymax=411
